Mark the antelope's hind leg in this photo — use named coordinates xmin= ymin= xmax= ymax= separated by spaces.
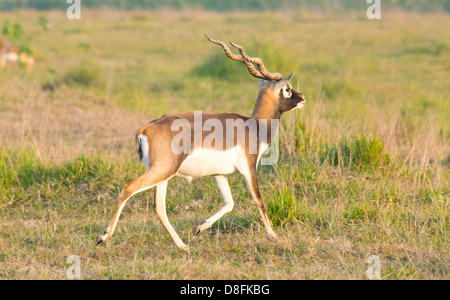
xmin=153 ymin=180 xmax=188 ymax=250
xmin=95 ymin=171 xmax=169 ymax=246
xmin=193 ymin=175 xmax=234 ymax=236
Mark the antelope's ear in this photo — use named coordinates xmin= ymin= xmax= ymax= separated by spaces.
xmin=273 ymin=72 xmax=295 ymax=95
xmin=283 ymin=72 xmax=295 ymax=82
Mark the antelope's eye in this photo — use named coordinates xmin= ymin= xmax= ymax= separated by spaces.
xmin=286 ymin=87 xmax=291 ymax=93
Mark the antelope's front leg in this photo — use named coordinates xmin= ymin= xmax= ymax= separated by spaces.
xmin=243 ymin=168 xmax=278 ymax=240
xmin=193 ymin=175 xmax=234 ymax=236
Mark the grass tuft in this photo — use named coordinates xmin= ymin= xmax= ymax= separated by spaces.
xmin=320 ymin=135 xmax=385 ymax=170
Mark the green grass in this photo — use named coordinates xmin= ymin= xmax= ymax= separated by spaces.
xmin=320 ymin=135 xmax=386 ymax=170
xmin=0 ymin=9 xmax=448 ymax=279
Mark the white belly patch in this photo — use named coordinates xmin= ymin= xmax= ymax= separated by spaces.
xmin=177 ymin=148 xmax=240 ymax=177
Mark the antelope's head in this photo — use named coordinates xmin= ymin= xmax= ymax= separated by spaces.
xmin=205 ymin=34 xmax=305 ymax=117
xmin=266 ymin=72 xmax=305 ymax=113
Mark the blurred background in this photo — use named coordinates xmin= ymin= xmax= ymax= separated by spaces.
xmin=0 ymin=0 xmax=448 ymax=279
xmin=1 ymin=0 xmax=450 ymax=12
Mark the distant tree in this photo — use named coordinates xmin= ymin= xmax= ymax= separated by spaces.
xmin=38 ymin=15 xmax=51 ymax=30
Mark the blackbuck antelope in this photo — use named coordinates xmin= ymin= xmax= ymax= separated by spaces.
xmin=96 ymin=35 xmax=306 ymax=250
xmin=0 ymin=39 xmax=35 ymax=72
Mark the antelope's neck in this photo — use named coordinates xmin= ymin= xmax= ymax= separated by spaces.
xmin=251 ymin=89 xmax=281 ymax=146
xmin=251 ymin=88 xmax=280 ymax=120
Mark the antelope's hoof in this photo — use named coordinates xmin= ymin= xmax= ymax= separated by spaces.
xmin=192 ymin=224 xmax=202 ymax=236
xmin=192 ymin=221 xmax=206 ymax=236
xmin=179 ymin=244 xmax=189 ymax=252
xmin=95 ymin=235 xmax=105 ymax=246
xmin=267 ymin=232 xmax=279 ymax=241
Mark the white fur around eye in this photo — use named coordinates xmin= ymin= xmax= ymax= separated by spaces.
xmin=282 ymin=84 xmax=292 ymax=98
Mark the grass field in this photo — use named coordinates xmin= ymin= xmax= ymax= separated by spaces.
xmin=0 ymin=9 xmax=449 ymax=279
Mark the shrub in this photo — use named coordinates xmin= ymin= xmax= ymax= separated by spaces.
xmin=62 ymin=67 xmax=99 ymax=87
xmin=2 ymin=20 xmax=24 ymax=42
